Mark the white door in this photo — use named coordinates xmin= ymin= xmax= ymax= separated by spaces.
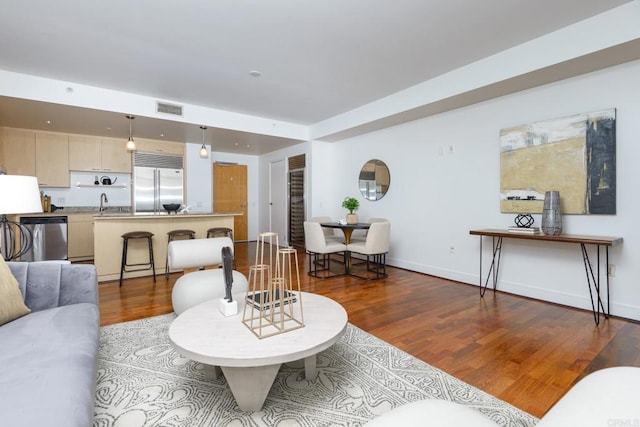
xmin=270 ymin=159 xmax=287 ymax=246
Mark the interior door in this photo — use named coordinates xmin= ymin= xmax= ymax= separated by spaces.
xmin=213 ymin=163 xmax=248 ymax=241
xmin=270 ymin=159 xmax=287 ymax=246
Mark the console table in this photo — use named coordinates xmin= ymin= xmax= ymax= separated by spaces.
xmin=469 ymin=229 xmax=623 ymax=325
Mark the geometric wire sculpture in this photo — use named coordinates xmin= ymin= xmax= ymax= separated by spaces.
xmin=242 ymin=232 xmax=304 ymax=339
xmin=514 ymin=213 xmax=534 ymax=228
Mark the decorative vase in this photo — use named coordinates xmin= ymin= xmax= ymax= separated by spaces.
xmin=541 ymin=191 xmax=562 ymax=235
xmin=346 ymin=213 xmax=358 ymax=224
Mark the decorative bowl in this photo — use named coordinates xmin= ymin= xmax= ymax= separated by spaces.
xmin=163 ymin=203 xmax=181 ymax=214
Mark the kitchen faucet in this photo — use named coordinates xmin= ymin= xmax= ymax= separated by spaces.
xmin=99 ymin=193 xmax=108 ymax=212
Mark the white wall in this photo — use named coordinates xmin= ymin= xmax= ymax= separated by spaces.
xmin=308 ymin=59 xmax=640 ymax=321
xmin=184 ymin=142 xmax=213 ymax=213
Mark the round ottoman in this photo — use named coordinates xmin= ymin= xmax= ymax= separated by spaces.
xmin=172 ymin=269 xmax=248 ymax=315
xmin=364 ymin=400 xmax=498 ymax=427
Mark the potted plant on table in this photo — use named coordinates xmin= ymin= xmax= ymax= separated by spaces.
xmin=342 ymin=196 xmax=360 ymax=224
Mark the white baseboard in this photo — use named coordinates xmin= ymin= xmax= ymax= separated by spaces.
xmin=387 ymin=257 xmax=640 ymax=322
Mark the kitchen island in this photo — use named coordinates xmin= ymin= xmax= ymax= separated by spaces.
xmin=93 ymin=212 xmax=241 ymax=282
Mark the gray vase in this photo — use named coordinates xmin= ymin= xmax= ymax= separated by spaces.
xmin=541 ymin=191 xmax=562 ymax=235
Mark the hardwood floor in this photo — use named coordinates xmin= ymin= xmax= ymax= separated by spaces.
xmin=98 ymin=241 xmax=640 ymax=418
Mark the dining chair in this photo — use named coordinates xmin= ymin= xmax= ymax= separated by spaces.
xmin=304 ymin=221 xmax=347 ymax=278
xmin=350 ymin=217 xmax=389 ymax=243
xmin=310 ymin=216 xmax=344 ymax=243
xmin=346 ymin=221 xmax=390 ymax=279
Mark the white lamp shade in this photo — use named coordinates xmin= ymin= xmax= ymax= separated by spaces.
xmin=0 ymin=175 xmax=43 ymax=215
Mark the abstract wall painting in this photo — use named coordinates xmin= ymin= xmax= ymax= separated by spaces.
xmin=500 ymin=109 xmax=616 ymax=215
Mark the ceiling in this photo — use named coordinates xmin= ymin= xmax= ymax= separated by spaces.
xmin=0 ymin=0 xmax=635 ymax=155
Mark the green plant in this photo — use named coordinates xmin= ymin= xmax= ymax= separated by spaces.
xmin=341 ymin=196 xmax=360 ymax=214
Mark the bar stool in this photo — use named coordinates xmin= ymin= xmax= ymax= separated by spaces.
xmin=165 ymin=229 xmax=195 ymax=279
xmin=207 ymin=227 xmax=233 ymax=241
xmin=120 ymin=231 xmax=155 ymax=287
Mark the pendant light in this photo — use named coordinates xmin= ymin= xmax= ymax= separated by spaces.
xmin=125 ymin=115 xmax=136 ymax=151
xmin=199 ymin=126 xmax=209 ymax=158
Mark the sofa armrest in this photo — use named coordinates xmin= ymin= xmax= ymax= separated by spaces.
xmin=8 ymin=261 xmax=98 ymax=312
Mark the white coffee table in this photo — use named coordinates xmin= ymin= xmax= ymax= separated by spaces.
xmin=168 ymin=292 xmax=348 ymax=411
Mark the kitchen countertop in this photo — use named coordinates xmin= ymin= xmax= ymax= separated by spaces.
xmin=93 ymin=212 xmax=242 ymax=220
xmin=17 ymin=207 xmax=242 ymax=219
xmin=16 ymin=206 xmax=131 ymax=217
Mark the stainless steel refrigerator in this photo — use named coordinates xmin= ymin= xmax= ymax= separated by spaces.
xmin=133 ymin=152 xmax=184 ymax=214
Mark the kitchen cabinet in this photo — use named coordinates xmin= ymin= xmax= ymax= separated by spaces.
xmin=69 ymin=136 xmax=131 ymax=173
xmin=0 ymin=128 xmax=69 ymax=186
xmin=0 ymin=128 xmax=36 ymax=175
xmin=134 ymin=138 xmax=184 ymax=156
xmin=36 ymin=132 xmax=70 ymax=187
xmin=68 ymin=213 xmax=95 ymax=261
xmin=101 ymin=137 xmax=132 ymax=172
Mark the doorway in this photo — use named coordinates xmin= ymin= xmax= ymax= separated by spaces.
xmin=213 ymin=163 xmax=248 ymax=241
xmin=268 ymin=154 xmax=306 ymax=249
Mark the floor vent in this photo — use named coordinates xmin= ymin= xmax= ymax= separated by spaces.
xmin=156 ymin=101 xmax=183 ymax=116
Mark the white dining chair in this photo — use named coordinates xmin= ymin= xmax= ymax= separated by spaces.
xmin=346 ymin=221 xmax=390 ymax=279
xmin=304 ymin=221 xmax=347 ymax=278
xmin=349 ymin=217 xmax=389 ymax=243
xmin=310 ymin=216 xmax=344 ymax=243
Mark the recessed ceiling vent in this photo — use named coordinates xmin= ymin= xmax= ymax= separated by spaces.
xmin=156 ymin=101 xmax=183 ymax=116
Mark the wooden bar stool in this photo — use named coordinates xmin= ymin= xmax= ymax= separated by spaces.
xmin=120 ymin=231 xmax=155 ymax=287
xmin=207 ymin=227 xmax=233 ymax=241
xmin=165 ymin=229 xmax=195 ymax=279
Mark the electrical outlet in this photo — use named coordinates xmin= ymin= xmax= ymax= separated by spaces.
xmin=608 ymin=264 xmax=616 ymax=277
xmin=449 ymin=245 xmax=455 ymax=254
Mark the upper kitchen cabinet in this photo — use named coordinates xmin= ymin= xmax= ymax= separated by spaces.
xmin=134 ymin=138 xmax=184 ymax=156
xmin=0 ymin=128 xmax=69 ymax=187
xmin=69 ymin=136 xmax=131 ymax=173
xmin=0 ymin=128 xmax=36 ymax=175
xmin=36 ymin=132 xmax=70 ymax=187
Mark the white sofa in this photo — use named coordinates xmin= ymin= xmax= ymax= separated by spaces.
xmin=365 ymin=366 xmax=640 ymax=426
xmin=168 ymin=237 xmax=248 ymax=314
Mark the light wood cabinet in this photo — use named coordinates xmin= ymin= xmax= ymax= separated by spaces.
xmin=101 ymin=138 xmax=132 ymax=172
xmin=69 ymin=136 xmax=131 ymax=173
xmin=134 ymin=138 xmax=184 ymax=156
xmin=68 ymin=135 xmax=101 ymax=171
xmin=36 ymin=132 xmax=70 ymax=187
xmin=0 ymin=128 xmax=36 ymax=175
xmin=68 ymin=213 xmax=95 ymax=261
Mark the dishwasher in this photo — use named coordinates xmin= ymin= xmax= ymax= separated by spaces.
xmin=19 ymin=216 xmax=68 ymax=261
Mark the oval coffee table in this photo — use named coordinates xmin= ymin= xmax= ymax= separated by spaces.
xmin=168 ymin=292 xmax=348 ymax=411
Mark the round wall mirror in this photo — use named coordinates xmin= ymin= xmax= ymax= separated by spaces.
xmin=358 ymin=159 xmax=390 ymax=201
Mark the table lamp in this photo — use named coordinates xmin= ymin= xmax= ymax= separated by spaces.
xmin=0 ymin=175 xmax=43 ymax=260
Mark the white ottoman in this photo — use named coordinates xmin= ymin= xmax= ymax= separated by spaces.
xmin=364 ymin=399 xmax=498 ymax=427
xmin=536 ymin=366 xmax=640 ymax=427
xmin=172 ymin=269 xmax=248 ymax=315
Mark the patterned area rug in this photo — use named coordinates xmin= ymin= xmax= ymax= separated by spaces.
xmin=94 ymin=314 xmax=538 ymax=426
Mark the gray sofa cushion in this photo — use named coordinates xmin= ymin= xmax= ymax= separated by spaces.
xmin=9 ymin=262 xmax=98 ymax=311
xmin=0 ymin=302 xmax=99 ymax=427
